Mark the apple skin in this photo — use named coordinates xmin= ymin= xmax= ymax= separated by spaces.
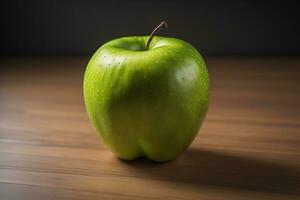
xmin=84 ymin=36 xmax=209 ymax=162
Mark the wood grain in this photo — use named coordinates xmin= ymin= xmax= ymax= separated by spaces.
xmin=0 ymin=57 xmax=299 ymax=200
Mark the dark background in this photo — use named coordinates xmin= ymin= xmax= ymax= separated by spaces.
xmin=1 ymin=0 xmax=300 ymax=56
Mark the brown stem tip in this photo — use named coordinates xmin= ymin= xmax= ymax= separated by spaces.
xmin=146 ymin=21 xmax=168 ymax=50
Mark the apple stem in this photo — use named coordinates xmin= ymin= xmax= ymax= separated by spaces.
xmin=146 ymin=21 xmax=168 ymax=50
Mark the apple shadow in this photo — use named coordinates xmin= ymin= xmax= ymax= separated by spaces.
xmin=119 ymin=148 xmax=300 ymax=195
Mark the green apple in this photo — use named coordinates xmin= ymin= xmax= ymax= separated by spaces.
xmin=84 ymin=22 xmax=209 ymax=162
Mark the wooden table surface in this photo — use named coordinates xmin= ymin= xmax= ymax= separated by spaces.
xmin=0 ymin=57 xmax=299 ymax=200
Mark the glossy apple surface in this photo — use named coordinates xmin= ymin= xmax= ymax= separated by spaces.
xmin=84 ymin=36 xmax=209 ymax=161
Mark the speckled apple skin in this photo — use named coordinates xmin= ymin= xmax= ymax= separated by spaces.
xmin=84 ymin=36 xmax=209 ymax=162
